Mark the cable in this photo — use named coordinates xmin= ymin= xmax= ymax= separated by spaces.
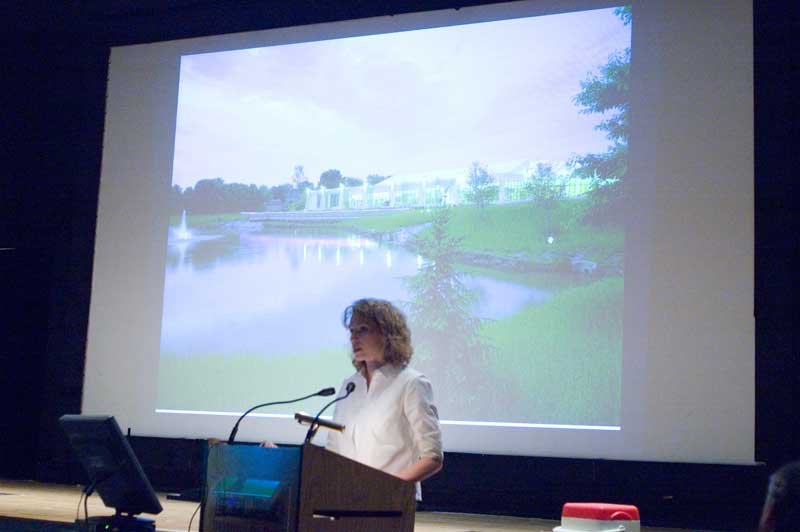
xmin=84 ymin=491 xmax=90 ymax=532
xmin=187 ymin=502 xmax=202 ymax=531
xmin=75 ymin=490 xmax=84 ymax=521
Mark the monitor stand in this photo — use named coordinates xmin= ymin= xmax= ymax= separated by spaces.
xmin=79 ymin=511 xmax=156 ymax=532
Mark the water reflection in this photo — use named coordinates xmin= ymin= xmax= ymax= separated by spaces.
xmin=160 ymin=228 xmax=548 ymax=357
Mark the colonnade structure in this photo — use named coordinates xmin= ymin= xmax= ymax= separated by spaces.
xmin=303 ymin=159 xmax=594 ymax=211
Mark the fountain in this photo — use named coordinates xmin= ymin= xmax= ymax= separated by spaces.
xmin=174 ymin=210 xmax=192 ymax=240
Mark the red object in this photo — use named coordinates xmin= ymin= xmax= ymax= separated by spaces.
xmin=562 ymin=502 xmax=640 ymax=521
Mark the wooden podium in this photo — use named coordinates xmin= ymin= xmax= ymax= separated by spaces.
xmin=201 ymin=443 xmax=416 ymax=532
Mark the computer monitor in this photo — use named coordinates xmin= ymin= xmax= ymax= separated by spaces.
xmin=59 ymin=415 xmax=163 ymax=516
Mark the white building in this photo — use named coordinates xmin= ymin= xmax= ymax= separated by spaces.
xmin=304 ymin=159 xmax=588 ymax=211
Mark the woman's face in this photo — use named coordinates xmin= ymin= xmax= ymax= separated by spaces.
xmin=349 ymin=314 xmax=386 ymax=366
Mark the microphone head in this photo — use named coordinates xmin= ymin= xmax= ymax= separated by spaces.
xmin=318 ymin=387 xmax=336 ymax=396
xmin=346 ymin=382 xmax=356 ymax=393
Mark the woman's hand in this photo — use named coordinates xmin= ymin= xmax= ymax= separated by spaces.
xmin=259 ymin=441 xmax=278 ymax=448
xmin=395 ymin=456 xmax=443 ymax=483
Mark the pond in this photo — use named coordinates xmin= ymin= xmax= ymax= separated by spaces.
xmin=160 ymin=225 xmax=549 ymax=358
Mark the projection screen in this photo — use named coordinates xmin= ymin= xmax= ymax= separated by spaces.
xmin=82 ymin=0 xmax=754 ymax=463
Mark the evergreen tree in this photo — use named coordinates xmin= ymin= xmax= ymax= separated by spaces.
xmin=571 ymin=6 xmax=631 ymax=224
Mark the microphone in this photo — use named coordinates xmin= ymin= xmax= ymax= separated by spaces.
xmin=294 ymin=412 xmax=345 ymax=432
xmin=303 ymin=382 xmax=356 ymax=444
xmin=227 ymin=387 xmax=336 ymax=444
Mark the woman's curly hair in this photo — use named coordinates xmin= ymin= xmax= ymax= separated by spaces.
xmin=343 ymin=298 xmax=413 ymax=370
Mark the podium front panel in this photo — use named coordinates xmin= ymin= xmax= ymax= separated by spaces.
xmin=202 ymin=445 xmax=301 ymax=532
xmin=297 ymin=444 xmax=415 ymax=532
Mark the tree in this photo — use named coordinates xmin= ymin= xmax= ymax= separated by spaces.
xmin=367 ymin=174 xmax=390 ymax=185
xmin=571 ymin=6 xmax=630 ymax=224
xmin=179 ymin=178 xmax=265 ymax=214
xmin=343 ymin=176 xmax=364 ymax=187
xmin=292 ymin=165 xmax=306 ymax=189
xmin=525 ymin=163 xmax=565 ymax=202
xmin=224 ymin=182 xmax=263 ymax=211
xmin=258 ymin=185 xmax=272 ymax=203
xmin=270 ymin=183 xmax=294 ymax=202
xmin=464 ymin=161 xmax=496 ymax=208
xmin=525 ymin=163 xmax=565 ymax=237
xmin=170 ymin=184 xmax=183 ymax=214
xmin=190 ymin=178 xmax=226 ymax=214
xmin=319 ymin=168 xmax=343 ymax=189
xmin=405 ymin=208 xmax=491 ymax=412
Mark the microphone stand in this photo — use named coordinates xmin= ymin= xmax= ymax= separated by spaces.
xmin=304 ymin=383 xmax=356 ymax=444
xmin=228 ymin=387 xmax=334 ymax=444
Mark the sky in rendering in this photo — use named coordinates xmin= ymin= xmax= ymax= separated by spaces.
xmin=171 ymin=7 xmax=630 ymax=189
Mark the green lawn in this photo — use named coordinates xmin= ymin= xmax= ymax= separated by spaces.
xmin=341 ymin=209 xmax=436 ymax=232
xmin=157 ymin=348 xmax=353 ymax=414
xmin=445 ymin=203 xmax=622 ymax=261
xmin=480 ymin=276 xmax=623 ymax=425
xmin=339 ymin=202 xmax=622 ymax=263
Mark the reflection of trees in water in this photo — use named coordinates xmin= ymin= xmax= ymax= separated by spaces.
xmin=166 ymin=234 xmax=241 ymax=270
xmin=167 ymin=230 xmax=329 ymax=272
xmin=404 ymin=208 xmax=493 ymax=416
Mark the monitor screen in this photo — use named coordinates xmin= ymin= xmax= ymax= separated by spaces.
xmin=59 ymin=415 xmax=163 ymax=516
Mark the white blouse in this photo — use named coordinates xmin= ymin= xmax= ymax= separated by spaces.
xmin=325 ymin=364 xmax=443 ymax=499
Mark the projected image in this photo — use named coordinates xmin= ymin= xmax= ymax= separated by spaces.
xmin=158 ymin=6 xmax=630 ymax=428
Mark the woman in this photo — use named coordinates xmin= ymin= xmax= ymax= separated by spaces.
xmin=326 ymin=298 xmax=443 ymax=498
